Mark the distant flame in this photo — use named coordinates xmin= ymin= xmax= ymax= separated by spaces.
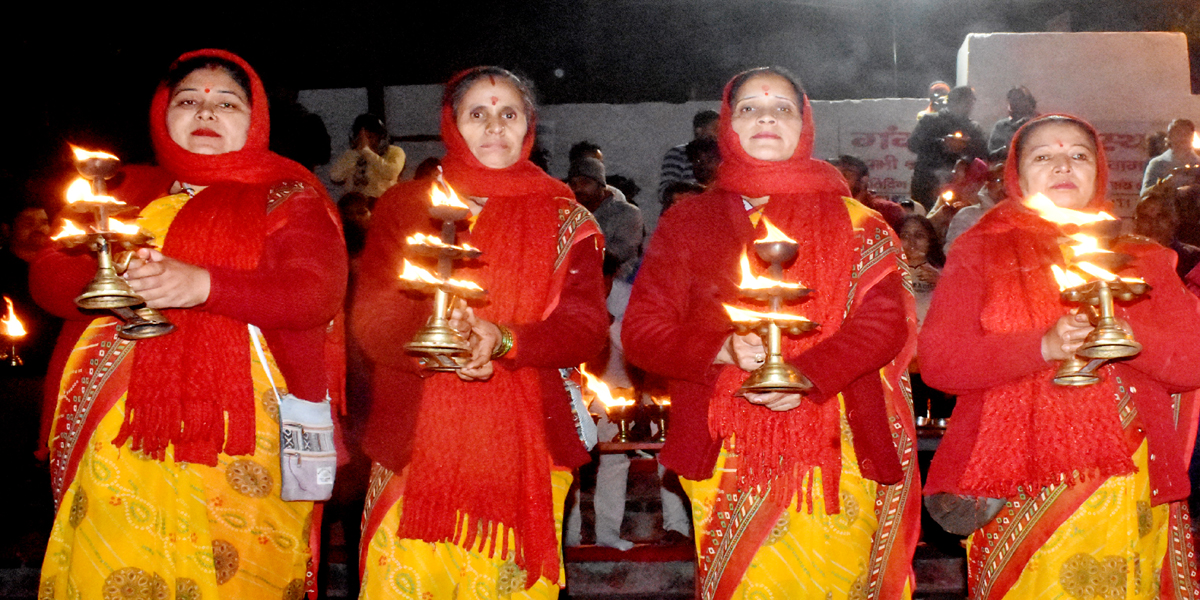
xmin=430 ymin=182 xmax=469 ymax=209
xmin=581 ymin=366 xmax=634 ymax=409
xmin=64 ymin=178 xmax=121 ymax=205
xmin=406 ymin=232 xmax=477 ymax=251
xmin=755 ymin=217 xmax=797 ymax=244
xmin=941 ymin=190 xmax=954 ymax=201
xmin=51 ymin=220 xmax=88 ymax=240
xmin=736 ymin=251 xmax=802 ymax=291
xmin=1051 ymin=264 xmax=1087 ymax=290
xmin=952 ymin=131 xmax=963 ymax=138
xmin=398 ymin=259 xmax=441 ymax=285
xmin=2 ymin=297 xmax=25 ymax=338
xmin=723 ymin=303 xmax=812 ymax=324
xmin=1193 ymin=132 xmax=1200 ymax=150
xmin=1024 ymin=193 xmax=1115 ymax=225
xmin=70 ymin=146 xmax=118 ymax=162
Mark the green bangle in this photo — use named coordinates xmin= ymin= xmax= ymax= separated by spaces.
xmin=491 ymin=325 xmax=514 ymax=359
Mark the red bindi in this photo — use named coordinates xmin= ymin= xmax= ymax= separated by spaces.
xmin=491 ymin=96 xmax=498 ymax=106
xmin=762 ymin=85 xmax=770 ymax=95
xmin=204 ymin=88 xmax=211 ymax=94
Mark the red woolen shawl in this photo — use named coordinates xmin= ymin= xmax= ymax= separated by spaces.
xmin=955 ymin=115 xmax=1136 ymax=497
xmin=708 ymin=75 xmax=863 ymax=509
xmin=117 ymin=49 xmax=327 ymax=465
xmin=394 ymin=68 xmax=590 ymax=588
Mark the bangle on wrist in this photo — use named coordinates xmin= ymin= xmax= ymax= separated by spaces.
xmin=491 ymin=325 xmax=514 ymax=359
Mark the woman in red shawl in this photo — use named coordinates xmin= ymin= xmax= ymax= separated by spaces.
xmin=622 ymin=66 xmax=920 ymax=599
xmin=32 ymin=50 xmax=347 ymax=599
xmin=351 ymin=67 xmax=606 ymax=598
xmin=920 ymin=114 xmax=1200 ymax=598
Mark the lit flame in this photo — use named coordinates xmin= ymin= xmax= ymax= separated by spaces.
xmin=406 ymin=232 xmax=478 ymax=251
xmin=723 ymin=304 xmax=812 ymax=324
xmin=430 ymin=183 xmax=469 ymax=209
xmin=70 ymin=146 xmax=118 ymax=162
xmin=445 ymin=277 xmax=484 ymax=292
xmin=64 ymin=178 xmax=121 ymax=205
xmin=2 ymin=297 xmax=25 ymax=338
xmin=51 ymin=220 xmax=88 ymax=240
xmin=106 ymin=218 xmax=141 ymax=235
xmin=737 ymin=251 xmax=802 ymax=291
xmin=581 ymin=366 xmax=634 ymax=409
xmin=398 ymin=260 xmax=484 ymax=292
xmin=398 ymin=259 xmax=441 ymax=285
xmin=941 ymin=190 xmax=955 ymax=202
xmin=1075 ymin=261 xmax=1119 ymax=282
xmin=1051 ymin=264 xmax=1087 ymax=290
xmin=755 ymin=217 xmax=797 ymax=244
xmin=952 ymin=131 xmax=963 ymax=138
xmin=1193 ymin=132 xmax=1200 ymax=150
xmin=1062 ymin=233 xmax=1113 ymax=260
xmin=1024 ymin=193 xmax=1115 ymax=225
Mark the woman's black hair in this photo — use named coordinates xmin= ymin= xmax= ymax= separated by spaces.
xmin=444 ymin=66 xmax=536 ymax=121
xmin=165 ymin=56 xmax=253 ymax=106
xmin=726 ymin=66 xmax=806 ymax=114
xmin=1012 ymin=115 xmax=1097 ymax=163
xmin=898 ymin=214 xmax=946 ymax=269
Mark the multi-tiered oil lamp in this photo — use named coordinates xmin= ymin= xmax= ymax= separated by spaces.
xmin=52 ymin=148 xmax=174 ymax=339
xmin=1025 ymin=194 xmax=1150 ymax=386
xmin=1 ymin=297 xmax=26 ymax=367
xmin=399 ymin=177 xmax=486 ymax=370
xmin=581 ymin=366 xmax=637 ymax=442
xmin=723 ymin=218 xmax=818 ymax=396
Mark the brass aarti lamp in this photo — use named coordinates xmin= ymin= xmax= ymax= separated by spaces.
xmin=724 ymin=218 xmax=818 ymax=396
xmin=52 ymin=148 xmax=175 ymax=339
xmin=399 ymin=178 xmax=487 ymax=371
xmin=1025 ymin=194 xmax=1150 ymax=386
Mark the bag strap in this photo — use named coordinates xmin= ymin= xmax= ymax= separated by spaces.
xmin=248 ymin=324 xmax=282 ymax=404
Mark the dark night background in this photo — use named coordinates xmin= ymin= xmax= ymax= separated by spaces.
xmin=6 ymin=0 xmax=1198 ymax=203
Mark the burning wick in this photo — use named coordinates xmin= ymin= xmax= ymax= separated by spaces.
xmin=737 ymin=251 xmax=802 ymax=290
xmin=1024 ymin=193 xmax=1115 ymax=225
xmin=581 ymin=366 xmax=634 ymax=410
xmin=723 ymin=304 xmax=812 ymax=325
xmin=51 ymin=220 xmax=88 ymax=241
xmin=430 ymin=182 xmax=469 ymax=210
xmin=65 ymin=178 xmax=122 ymax=205
xmin=69 ymin=146 xmax=118 ymax=162
xmin=2 ymin=297 xmax=26 ymax=339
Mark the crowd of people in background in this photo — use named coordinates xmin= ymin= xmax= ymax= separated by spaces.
xmin=6 ymin=48 xmax=1200 ymax=600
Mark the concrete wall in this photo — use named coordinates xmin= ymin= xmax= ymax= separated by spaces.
xmin=299 ymin=31 xmax=1198 ymax=224
xmin=958 ymin=32 xmax=1200 ymax=215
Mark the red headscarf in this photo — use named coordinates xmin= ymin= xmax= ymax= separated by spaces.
xmin=708 ymin=69 xmax=866 ymax=509
xmin=1002 ymin=114 xmax=1110 ymax=208
xmin=954 ymin=114 xmax=1135 ymax=497
xmin=149 ymin=49 xmax=320 ymax=188
xmin=713 ymin=70 xmax=850 ymax=199
xmin=394 ymin=67 xmax=586 ymax=588
xmin=436 ymin=68 xmax=568 ymax=200
xmin=117 ymin=49 xmax=326 ymax=465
